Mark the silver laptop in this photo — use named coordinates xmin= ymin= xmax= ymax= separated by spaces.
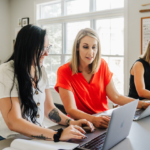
xmin=99 ymin=100 xmax=150 ymax=121
xmin=134 ymin=105 xmax=150 ymax=120
xmin=50 ymin=100 xmax=138 ymax=150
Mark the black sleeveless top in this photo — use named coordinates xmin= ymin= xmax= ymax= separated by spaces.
xmin=128 ymin=59 xmax=150 ymax=100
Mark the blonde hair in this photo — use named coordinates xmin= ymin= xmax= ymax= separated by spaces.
xmin=70 ymin=28 xmax=101 ymax=74
xmin=140 ymin=41 xmax=150 ymax=65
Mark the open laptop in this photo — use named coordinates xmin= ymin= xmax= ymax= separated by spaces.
xmin=50 ymin=100 xmax=138 ymax=150
xmin=134 ymin=105 xmax=150 ymax=120
xmin=99 ymin=100 xmax=150 ymax=121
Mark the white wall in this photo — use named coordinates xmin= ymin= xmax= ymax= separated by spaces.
xmin=0 ymin=0 xmax=11 ymax=63
xmin=10 ymin=0 xmax=35 ymax=51
xmin=8 ymin=0 xmax=150 ymax=105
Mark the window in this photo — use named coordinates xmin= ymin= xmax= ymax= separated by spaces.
xmin=96 ymin=0 xmax=124 ymax=11
xmin=66 ymin=0 xmax=89 ymax=15
xmin=36 ymin=0 xmax=124 ymax=94
xmin=66 ymin=21 xmax=90 ymax=54
xmin=96 ymin=18 xmax=124 ymax=55
xmin=43 ymin=24 xmax=62 ymax=54
xmin=96 ymin=18 xmax=124 ymax=94
xmin=40 ymin=2 xmax=61 ymax=19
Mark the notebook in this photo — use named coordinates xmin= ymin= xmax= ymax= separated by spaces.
xmin=3 ymin=139 xmax=78 ymax=150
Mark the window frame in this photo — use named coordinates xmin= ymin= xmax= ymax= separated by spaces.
xmin=40 ymin=1 xmax=62 ymax=19
xmin=34 ymin=0 xmax=128 ymax=96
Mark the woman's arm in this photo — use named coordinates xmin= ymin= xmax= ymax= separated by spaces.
xmin=133 ymin=62 xmax=150 ymax=99
xmin=44 ymin=89 xmax=94 ymax=131
xmin=0 ymin=97 xmax=56 ymax=140
xmin=58 ymin=87 xmax=110 ymax=128
xmin=0 ymin=97 xmax=86 ymax=141
xmin=44 ymin=89 xmax=72 ymax=125
xmin=105 ymin=78 xmax=150 ymax=109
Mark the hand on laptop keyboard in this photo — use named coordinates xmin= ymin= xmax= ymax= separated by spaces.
xmin=70 ymin=119 xmax=95 ymax=133
xmin=143 ymin=102 xmax=150 ymax=109
xmin=59 ymin=125 xmax=87 ymax=141
xmin=82 ymin=125 xmax=95 ymax=133
xmin=92 ymin=115 xmax=111 ymax=128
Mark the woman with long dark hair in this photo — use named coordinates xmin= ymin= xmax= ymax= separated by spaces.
xmin=0 ymin=25 xmax=94 ymax=141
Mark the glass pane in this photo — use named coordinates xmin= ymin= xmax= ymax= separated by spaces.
xmin=96 ymin=0 xmax=124 ymax=11
xmin=41 ymin=3 xmax=61 ymax=19
xmin=65 ymin=55 xmax=72 ymax=63
xmin=102 ymin=56 xmax=124 ymax=95
xmin=43 ymin=24 xmax=62 ymax=54
xmin=66 ymin=0 xmax=89 ymax=15
xmin=44 ymin=56 xmax=61 ymax=86
xmin=66 ymin=21 xmax=90 ymax=54
xmin=96 ymin=18 xmax=124 ymax=55
xmin=110 ymin=18 xmax=124 ymax=55
xmin=111 ymin=0 xmax=124 ymax=9
xmin=97 ymin=19 xmax=111 ymax=55
xmin=110 ymin=57 xmax=124 ymax=95
xmin=96 ymin=0 xmax=111 ymax=11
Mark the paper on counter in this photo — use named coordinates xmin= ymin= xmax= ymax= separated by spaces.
xmin=3 ymin=148 xmax=17 ymax=150
xmin=11 ymin=139 xmax=78 ymax=150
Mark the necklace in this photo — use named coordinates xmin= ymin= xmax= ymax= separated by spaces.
xmin=28 ymin=73 xmax=41 ymax=119
xmin=29 ymin=74 xmax=40 ymax=97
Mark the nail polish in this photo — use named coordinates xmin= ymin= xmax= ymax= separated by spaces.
xmin=84 ymin=136 xmax=88 ymax=139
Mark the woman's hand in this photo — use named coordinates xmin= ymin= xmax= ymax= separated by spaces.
xmin=92 ymin=115 xmax=110 ymax=128
xmin=142 ymin=102 xmax=150 ymax=109
xmin=59 ymin=125 xmax=87 ymax=141
xmin=70 ymin=119 xmax=95 ymax=132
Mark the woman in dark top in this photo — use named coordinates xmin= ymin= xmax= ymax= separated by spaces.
xmin=129 ymin=42 xmax=150 ymax=101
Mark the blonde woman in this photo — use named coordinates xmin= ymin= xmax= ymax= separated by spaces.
xmin=55 ymin=28 xmax=150 ymax=128
xmin=128 ymin=42 xmax=150 ymax=100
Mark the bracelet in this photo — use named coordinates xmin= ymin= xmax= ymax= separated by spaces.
xmin=53 ymin=128 xmax=63 ymax=142
xmin=66 ymin=118 xmax=72 ymax=126
xmin=142 ymin=101 xmax=145 ymax=109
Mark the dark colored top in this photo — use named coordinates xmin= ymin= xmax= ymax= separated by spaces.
xmin=128 ymin=59 xmax=150 ymax=100
xmin=0 ymin=136 xmax=5 ymax=141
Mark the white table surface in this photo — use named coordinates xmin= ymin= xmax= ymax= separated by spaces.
xmin=1 ymin=115 xmax=150 ymax=150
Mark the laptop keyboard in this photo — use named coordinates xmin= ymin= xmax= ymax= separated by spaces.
xmin=81 ymin=132 xmax=106 ymax=150
xmin=134 ymin=109 xmax=144 ymax=119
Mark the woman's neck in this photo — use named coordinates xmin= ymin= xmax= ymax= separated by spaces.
xmin=79 ymin=62 xmax=90 ymax=73
xmin=30 ymin=65 xmax=36 ymax=78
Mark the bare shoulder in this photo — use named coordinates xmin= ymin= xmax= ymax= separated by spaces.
xmin=132 ymin=61 xmax=144 ymax=75
xmin=133 ymin=61 xmax=144 ymax=70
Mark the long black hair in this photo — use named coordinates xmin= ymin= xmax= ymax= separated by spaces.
xmin=7 ymin=25 xmax=46 ymax=124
